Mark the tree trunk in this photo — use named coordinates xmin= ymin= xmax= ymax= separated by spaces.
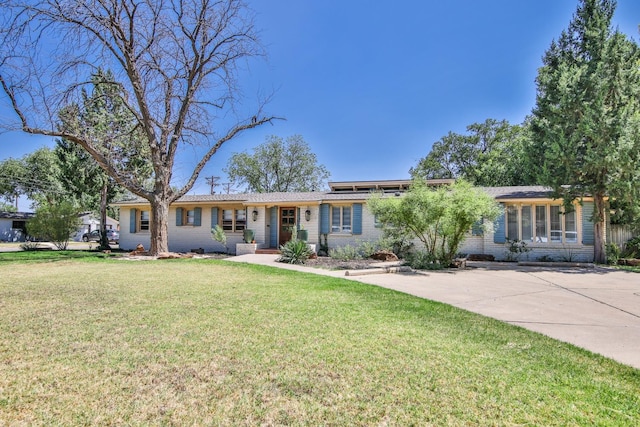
xmin=594 ymin=193 xmax=607 ymax=264
xmin=99 ymin=181 xmax=111 ymax=250
xmin=149 ymin=196 xmax=170 ymax=255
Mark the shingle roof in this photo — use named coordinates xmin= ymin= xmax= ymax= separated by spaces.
xmin=480 ymin=186 xmax=555 ymax=200
xmin=115 ymin=190 xmax=374 ymax=205
xmin=114 ymin=185 xmax=561 ymax=206
xmin=0 ymin=211 xmax=35 ymax=220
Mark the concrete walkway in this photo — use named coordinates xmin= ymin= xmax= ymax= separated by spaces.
xmin=227 ymin=254 xmax=640 ymax=370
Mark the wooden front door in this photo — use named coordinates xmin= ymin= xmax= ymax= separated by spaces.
xmin=279 ymin=207 xmax=296 ymax=246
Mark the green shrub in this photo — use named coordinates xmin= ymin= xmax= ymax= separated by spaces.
xmin=606 ymin=243 xmax=621 ymax=265
xmin=328 ymin=239 xmax=392 ymax=261
xmin=622 ymin=236 xmax=640 ymax=258
xmin=210 ymin=225 xmax=228 ymax=253
xmin=329 ymin=244 xmax=361 ymax=261
xmin=404 ymin=250 xmax=444 ymax=270
xmin=278 ymin=239 xmax=314 ymax=264
xmin=26 ymin=201 xmax=81 ymax=250
xmin=504 ymin=238 xmax=531 ymax=262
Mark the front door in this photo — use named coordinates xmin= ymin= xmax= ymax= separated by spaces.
xmin=279 ymin=207 xmax=296 ymax=246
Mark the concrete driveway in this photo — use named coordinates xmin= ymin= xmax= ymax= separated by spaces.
xmin=229 ymin=255 xmax=640 ymax=370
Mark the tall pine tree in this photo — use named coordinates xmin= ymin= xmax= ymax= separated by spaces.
xmin=57 ymin=69 xmax=151 ymax=249
xmin=531 ymin=0 xmax=640 ymax=263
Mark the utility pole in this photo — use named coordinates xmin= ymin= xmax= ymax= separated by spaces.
xmin=221 ymin=182 xmax=234 ymax=194
xmin=205 ymin=176 xmax=220 ymax=195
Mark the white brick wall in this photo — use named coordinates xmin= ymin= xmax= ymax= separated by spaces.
xmin=120 ymin=202 xmax=597 ymax=262
xmin=324 ymin=205 xmax=384 ymax=250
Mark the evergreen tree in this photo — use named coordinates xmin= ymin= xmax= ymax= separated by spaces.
xmin=530 ymin=0 xmax=640 ymax=263
xmin=56 ymin=69 xmax=150 ymax=249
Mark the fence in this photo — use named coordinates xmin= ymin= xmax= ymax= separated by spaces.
xmin=607 ymin=224 xmax=636 ymax=250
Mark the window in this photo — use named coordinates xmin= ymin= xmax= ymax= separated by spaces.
xmin=186 ymin=209 xmax=195 ymax=225
xmin=521 ymin=206 xmax=532 ymax=242
xmin=506 ymin=205 xmax=519 ymax=240
xmin=505 ymin=204 xmax=578 ymax=244
xmin=222 ymin=208 xmax=246 ymax=232
xmin=550 ymin=206 xmax=562 ymax=242
xmin=11 ymin=220 xmax=26 ymax=232
xmin=235 ymin=209 xmax=246 ymax=231
xmin=565 ymin=210 xmax=577 ymax=243
xmin=140 ymin=210 xmax=150 ymax=231
xmin=331 ymin=206 xmax=351 ymax=233
xmin=535 ymin=206 xmax=547 ymax=242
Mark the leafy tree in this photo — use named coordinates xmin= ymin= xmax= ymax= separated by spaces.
xmin=530 ymin=0 xmax=640 ymax=263
xmin=1 ymin=0 xmax=279 ymax=255
xmin=0 ymin=158 xmax=25 ymax=208
xmin=27 ymin=201 xmax=81 ymax=250
xmin=368 ymin=180 xmax=500 ymax=267
xmin=225 ymin=135 xmax=330 ymax=192
xmin=56 ymin=69 xmax=151 ymax=249
xmin=0 ymin=149 xmax=63 ymax=209
xmin=411 ymin=119 xmax=534 ymax=186
xmin=0 ymin=201 xmax=17 ymax=212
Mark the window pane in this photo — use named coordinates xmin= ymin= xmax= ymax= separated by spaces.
xmin=550 ymin=206 xmax=562 ymax=242
xmin=140 ymin=211 xmax=150 ymax=231
xmin=521 ymin=206 xmax=532 ymax=242
xmin=222 ymin=209 xmax=233 ymax=231
xmin=235 ymin=209 xmax=246 ymax=231
xmin=187 ymin=209 xmax=195 ymax=225
xmin=342 ymin=206 xmax=351 ymax=232
xmin=565 ymin=210 xmax=577 ymax=243
xmin=331 ymin=206 xmax=341 ymax=232
xmin=507 ymin=205 xmax=519 ymax=240
xmin=535 ymin=206 xmax=547 ymax=242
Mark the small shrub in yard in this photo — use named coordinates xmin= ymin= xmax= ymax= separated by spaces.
xmin=622 ymin=236 xmax=640 ymax=258
xmin=19 ymin=241 xmax=41 ymax=251
xmin=278 ymin=239 xmax=314 ymax=264
xmin=329 ymin=244 xmax=362 ymax=261
xmin=504 ymin=238 xmax=531 ymax=262
xmin=329 ymin=239 xmax=391 ymax=261
xmin=606 ymin=243 xmax=621 ymax=265
xmin=404 ymin=250 xmax=444 ymax=270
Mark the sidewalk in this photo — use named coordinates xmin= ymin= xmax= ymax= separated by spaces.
xmin=227 ymin=254 xmax=640 ymax=370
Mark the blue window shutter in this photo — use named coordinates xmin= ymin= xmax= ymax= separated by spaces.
xmin=194 ymin=207 xmax=202 ymax=226
xmin=270 ymin=207 xmax=278 ymax=248
xmin=352 ymin=203 xmax=363 ymax=235
xmin=320 ymin=204 xmax=330 ymax=234
xmin=211 ymin=207 xmax=218 ymax=228
xmin=129 ymin=208 xmax=137 ymax=234
xmin=582 ymin=202 xmax=595 ymax=245
xmin=472 ymin=218 xmax=483 ymax=236
xmin=176 ymin=207 xmax=183 ymax=226
xmin=297 ymin=208 xmax=301 ymax=231
xmin=494 ymin=204 xmax=505 ymax=243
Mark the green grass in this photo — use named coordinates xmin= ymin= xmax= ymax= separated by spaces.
xmin=615 ymin=264 xmax=640 ymax=273
xmin=1 ymin=255 xmax=638 ymax=425
xmin=0 ymin=249 xmax=120 ymax=263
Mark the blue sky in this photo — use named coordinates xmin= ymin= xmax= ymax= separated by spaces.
xmin=2 ymin=0 xmax=640 ymax=199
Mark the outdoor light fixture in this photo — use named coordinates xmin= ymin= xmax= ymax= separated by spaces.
xmin=252 ymin=209 xmax=258 ymax=221
xmin=305 ymin=209 xmax=311 ymax=221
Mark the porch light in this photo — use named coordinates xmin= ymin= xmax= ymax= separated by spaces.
xmin=252 ymin=209 xmax=258 ymax=221
xmin=305 ymin=209 xmax=311 ymax=221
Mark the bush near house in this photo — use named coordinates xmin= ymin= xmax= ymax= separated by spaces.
xmin=369 ymin=180 xmax=500 ymax=268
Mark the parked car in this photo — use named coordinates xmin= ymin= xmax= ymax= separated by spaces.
xmin=82 ymin=229 xmax=119 ymax=243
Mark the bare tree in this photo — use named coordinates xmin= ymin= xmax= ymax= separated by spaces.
xmin=0 ymin=0 xmax=279 ymax=254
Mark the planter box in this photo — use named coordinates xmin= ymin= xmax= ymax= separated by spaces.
xmin=236 ymin=242 xmax=266 ymax=256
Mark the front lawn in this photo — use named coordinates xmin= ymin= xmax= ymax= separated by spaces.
xmin=1 ymin=255 xmax=638 ymax=425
